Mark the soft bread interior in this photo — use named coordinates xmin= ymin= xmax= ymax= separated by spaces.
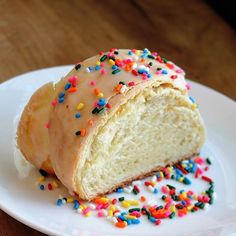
xmin=78 ymin=84 xmax=205 ymax=199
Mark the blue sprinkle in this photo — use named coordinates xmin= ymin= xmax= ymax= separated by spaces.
xmin=182 ymin=200 xmax=187 ymax=205
xmin=154 ymin=188 xmax=158 ymax=194
xmin=121 ymin=212 xmax=127 ymax=216
xmin=118 ymin=215 xmax=126 ymax=221
xmin=184 ymin=177 xmax=191 ymax=185
xmin=112 ymin=65 xmax=118 ymax=70
xmin=58 ymin=97 xmax=64 ymax=103
xmin=189 ymin=96 xmax=195 ymax=103
xmin=179 ymin=189 xmax=185 ymax=194
xmin=73 ymin=200 xmax=79 ymax=209
xmin=143 ymin=48 xmax=149 ymax=53
xmin=147 ymin=73 xmax=151 ymax=78
xmin=98 ymin=98 xmax=106 ymax=106
xmin=39 ymin=184 xmax=44 ymax=191
xmin=127 ymin=219 xmax=132 ymax=225
xmin=116 ymin=187 xmax=123 ymax=193
xmin=132 ymin=219 xmax=140 ymax=224
xmin=141 ymin=54 xmax=148 ymax=58
xmin=75 ymin=113 xmax=81 ymax=118
xmin=95 ymin=65 xmax=101 ymax=71
xmin=176 ymin=169 xmax=184 ymax=176
xmin=58 ymin=92 xmax=65 ymax=98
xmin=138 ymin=69 xmax=144 ymax=74
xmin=57 ymin=199 xmax=63 ymax=206
xmin=88 ymin=66 xmax=94 ymax=71
xmin=149 ymin=217 xmax=156 ymax=223
xmin=128 ymin=51 xmax=133 ymax=55
xmin=64 ymin=83 xmax=71 ymax=91
xmin=162 ymin=69 xmax=168 ymax=75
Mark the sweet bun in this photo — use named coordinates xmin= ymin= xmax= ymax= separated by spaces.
xmin=17 ymin=49 xmax=205 ymax=200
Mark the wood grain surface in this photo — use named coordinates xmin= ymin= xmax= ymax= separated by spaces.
xmin=0 ymin=0 xmax=235 ymax=235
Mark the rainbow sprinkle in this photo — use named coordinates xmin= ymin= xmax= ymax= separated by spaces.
xmin=37 ymin=155 xmax=215 ymax=229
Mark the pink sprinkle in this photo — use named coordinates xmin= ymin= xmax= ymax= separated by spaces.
xmin=83 ymin=207 xmax=91 ymax=215
xmin=68 ymin=76 xmax=78 ymax=84
xmin=155 ymin=70 xmax=162 ymax=75
xmin=51 ymin=100 xmax=57 ymax=107
xmin=126 ymin=58 xmax=132 ymax=63
xmin=96 ymin=204 xmax=103 ymax=210
xmin=152 ymin=52 xmax=158 ymax=56
xmin=178 ymin=211 xmax=184 ymax=217
xmin=90 ymin=81 xmax=96 ymax=86
xmin=161 ymin=186 xmax=169 ymax=194
xmin=97 ymin=211 xmax=104 ymax=217
xmin=94 ymin=102 xmax=98 ymax=108
xmin=100 ymin=62 xmax=105 ymax=67
xmin=45 ymin=122 xmax=50 ymax=129
xmin=142 ymin=74 xmax=148 ymax=80
xmin=101 ymin=68 xmax=106 ymax=75
xmin=107 ymin=52 xmax=113 ymax=57
xmin=187 ymin=190 xmax=194 ymax=196
xmin=185 ymin=83 xmax=191 ymax=90
xmin=204 ymin=166 xmax=209 ymax=171
xmin=176 ymin=68 xmax=184 ymax=73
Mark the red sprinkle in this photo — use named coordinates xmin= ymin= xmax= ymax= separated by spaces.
xmin=201 ymin=176 xmax=213 ymax=183
xmin=132 ymin=70 xmax=138 ymax=76
xmin=128 ymin=81 xmax=135 ymax=86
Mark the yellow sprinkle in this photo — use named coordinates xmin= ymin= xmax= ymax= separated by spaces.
xmin=187 ymin=205 xmax=194 ymax=211
xmin=85 ymin=211 xmax=92 ymax=217
xmin=170 ymin=205 xmax=176 ymax=212
xmin=108 ymin=210 xmax=113 ymax=217
xmin=124 ymin=215 xmax=136 ymax=219
xmin=109 ymin=205 xmax=116 ymax=211
xmin=109 ymin=59 xmax=115 ymax=65
xmin=97 ymin=92 xmax=104 ymax=98
xmin=52 ymin=181 xmax=59 ymax=188
xmin=167 ymin=167 xmax=172 ymax=173
xmin=160 ymin=172 xmax=164 ymax=178
xmin=77 ymin=103 xmax=84 ymax=110
xmin=193 ymin=195 xmax=198 ymax=200
xmin=182 ymin=164 xmax=187 ymax=168
xmin=182 ymin=192 xmax=187 ymax=198
xmin=179 ymin=177 xmax=184 ymax=182
xmin=192 ymin=104 xmax=197 ymax=109
xmin=38 ymin=176 xmax=45 ymax=183
xmin=67 ymin=198 xmax=74 ymax=203
xmin=151 ymin=181 xmax=156 ymax=187
xmin=96 ymin=61 xmax=101 ymax=65
xmin=121 ymin=201 xmax=130 ymax=208
xmin=127 ymin=200 xmax=139 ymax=206
xmin=135 ymin=50 xmax=141 ymax=55
xmin=201 ymin=191 xmax=206 ymax=195
xmin=80 ymin=205 xmax=86 ymax=210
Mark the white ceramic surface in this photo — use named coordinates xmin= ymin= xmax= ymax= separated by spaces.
xmin=0 ymin=66 xmax=236 ymax=236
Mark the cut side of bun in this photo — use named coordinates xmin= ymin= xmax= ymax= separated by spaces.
xmin=75 ymin=84 xmax=205 ymax=200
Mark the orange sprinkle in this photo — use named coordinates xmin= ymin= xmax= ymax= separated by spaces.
xmin=140 ymin=58 xmax=145 ymax=63
xmin=80 ymin=128 xmax=86 ymax=137
xmin=140 ymin=196 xmax=146 ymax=202
xmin=115 ymin=221 xmax=127 ymax=228
xmin=88 ymin=119 xmax=94 ymax=126
xmin=94 ymin=88 xmax=100 ymax=96
xmin=115 ymin=84 xmax=122 ymax=93
xmin=68 ymin=87 xmax=77 ymax=93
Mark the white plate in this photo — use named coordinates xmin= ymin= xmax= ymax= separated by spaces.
xmin=0 ymin=66 xmax=236 ymax=236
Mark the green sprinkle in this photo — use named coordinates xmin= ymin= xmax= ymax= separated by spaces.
xmin=128 ymin=208 xmax=140 ymax=213
xmin=75 ymin=64 xmax=81 ymax=70
xmin=132 ymin=189 xmax=138 ymax=195
xmin=167 ymin=184 xmax=176 ymax=190
xmin=118 ymin=197 xmax=125 ymax=202
xmin=75 ymin=130 xmax=81 ymax=136
xmin=100 ymin=55 xmax=107 ymax=62
xmin=112 ymin=69 xmax=121 ymax=74
xmin=162 ymin=57 xmax=168 ymax=63
xmin=92 ymin=107 xmax=99 ymax=114
xmin=148 ymin=54 xmax=155 ymax=59
xmin=114 ymin=51 xmax=119 ymax=55
xmin=206 ymin=158 xmax=212 ymax=165
xmin=119 ymin=81 xmax=125 ymax=85
xmin=169 ymin=212 xmax=175 ymax=219
xmin=157 ymin=67 xmax=162 ymax=71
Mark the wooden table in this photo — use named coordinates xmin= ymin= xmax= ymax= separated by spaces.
xmin=0 ymin=0 xmax=235 ymax=235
